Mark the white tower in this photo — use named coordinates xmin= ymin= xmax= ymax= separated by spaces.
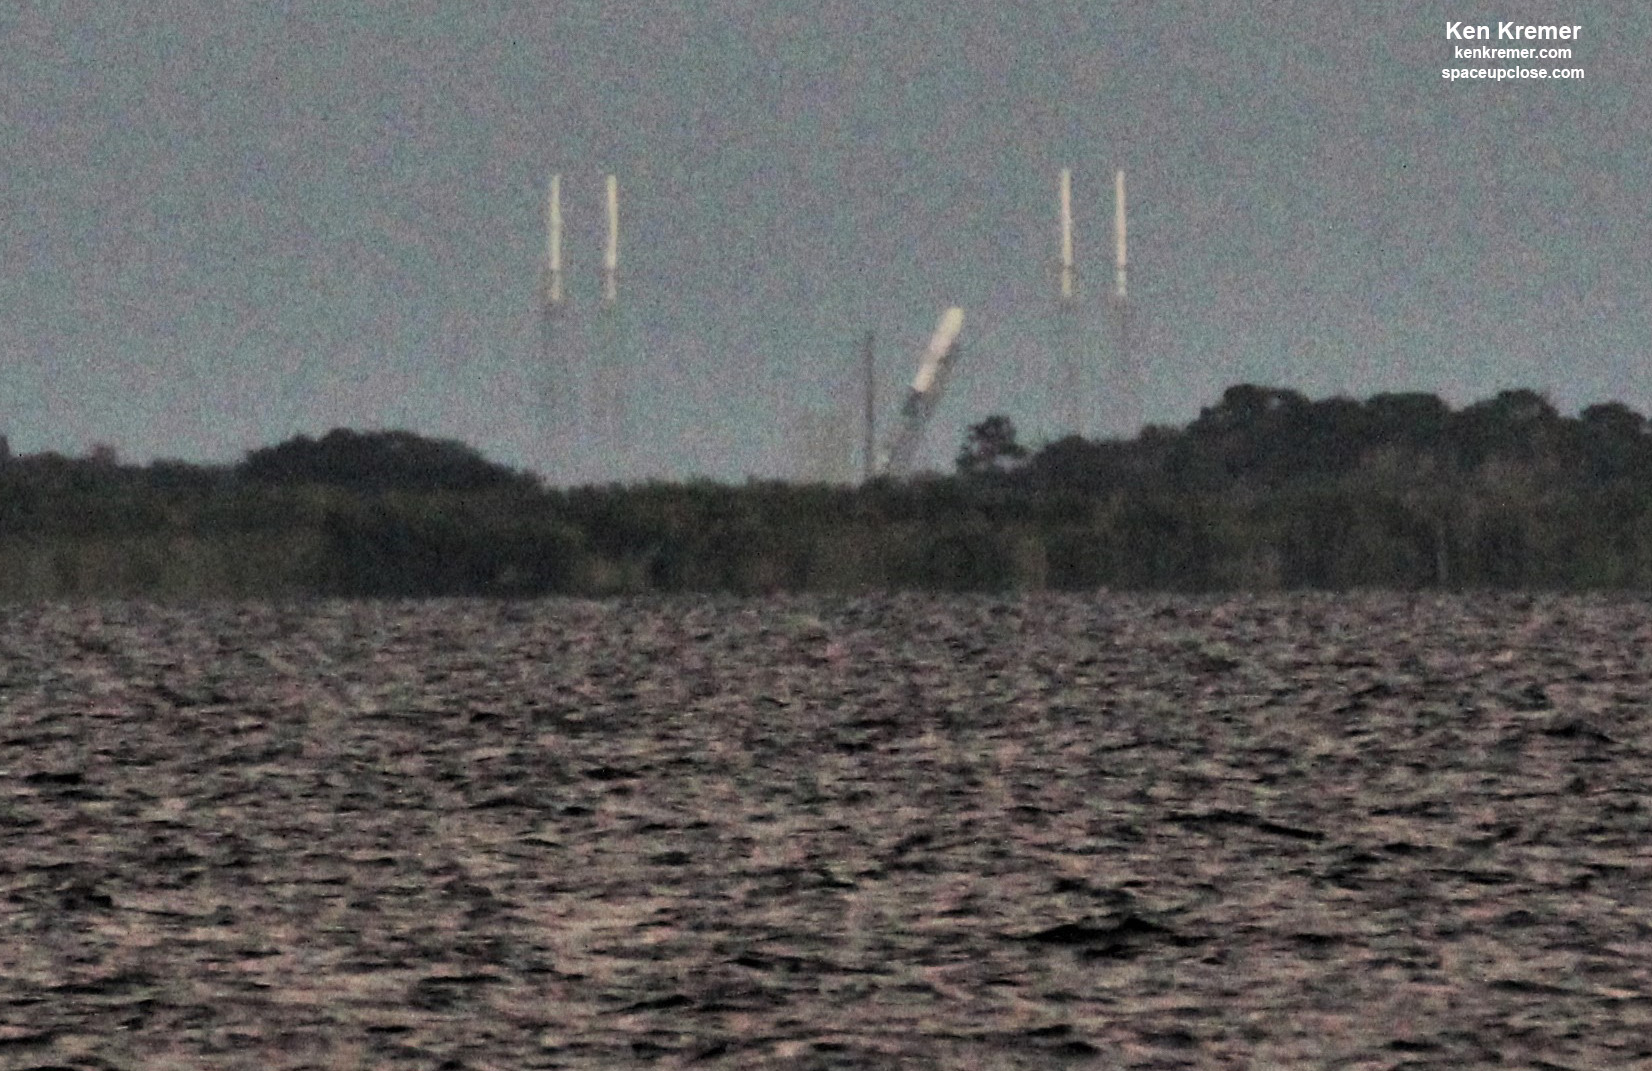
xmin=1114 ymin=169 xmax=1127 ymax=301
xmin=544 ymin=173 xmax=563 ymax=310
xmin=1059 ymin=167 xmax=1075 ymax=302
xmin=602 ymin=173 xmax=619 ymax=308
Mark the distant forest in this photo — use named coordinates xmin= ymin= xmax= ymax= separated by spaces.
xmin=5 ymin=385 xmax=1652 ymax=598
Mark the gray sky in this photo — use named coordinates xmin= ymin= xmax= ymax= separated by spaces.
xmin=4 ymin=1 xmax=1648 ymax=484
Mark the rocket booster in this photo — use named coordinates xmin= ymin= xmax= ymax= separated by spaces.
xmin=910 ymin=306 xmax=965 ymax=396
xmin=880 ymin=306 xmax=967 ymax=476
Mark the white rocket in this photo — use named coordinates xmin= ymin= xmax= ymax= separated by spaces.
xmin=908 ymin=306 xmax=965 ymax=395
xmin=878 ymin=307 xmax=966 ymax=476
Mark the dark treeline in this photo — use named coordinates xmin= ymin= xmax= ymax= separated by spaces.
xmin=5 ymin=385 xmax=1652 ymax=598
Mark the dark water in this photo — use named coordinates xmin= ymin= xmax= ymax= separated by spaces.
xmin=3 ymin=594 xmax=1650 ymax=1069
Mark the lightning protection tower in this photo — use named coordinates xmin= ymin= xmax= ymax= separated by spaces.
xmin=601 ymin=174 xmax=619 ymax=309
xmin=1110 ymin=168 xmax=1141 ymax=438
xmin=1054 ymin=168 xmax=1083 ymax=434
xmin=542 ymin=173 xmax=565 ymax=314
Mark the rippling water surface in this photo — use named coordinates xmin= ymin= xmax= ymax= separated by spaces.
xmin=3 ymin=593 xmax=1651 ymax=1069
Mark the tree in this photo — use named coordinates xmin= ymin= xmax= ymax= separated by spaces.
xmin=1185 ymin=384 xmax=1313 ymax=485
xmin=1578 ymin=402 xmax=1652 ymax=484
xmin=1190 ymin=384 xmax=1310 ymax=436
xmin=956 ymin=415 xmax=1028 ymax=476
xmin=1365 ymin=392 xmax=1452 ymax=447
xmin=1580 ymin=401 xmax=1646 ymax=439
xmin=1452 ymin=389 xmax=1561 ymax=469
xmin=240 ymin=429 xmax=536 ymax=494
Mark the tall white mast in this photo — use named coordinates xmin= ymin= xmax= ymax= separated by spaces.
xmin=545 ymin=173 xmax=563 ymax=308
xmin=1059 ymin=168 xmax=1075 ymax=302
xmin=1114 ymin=169 xmax=1127 ymax=301
xmin=602 ymin=173 xmax=619 ymax=308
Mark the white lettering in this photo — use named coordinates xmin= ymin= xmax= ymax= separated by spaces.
xmin=1499 ymin=23 xmax=1582 ymax=40
xmin=1446 ymin=22 xmax=1489 ymax=40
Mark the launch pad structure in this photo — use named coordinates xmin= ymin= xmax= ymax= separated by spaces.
xmin=543 ymin=174 xmax=563 ymax=310
xmin=1108 ymin=167 xmax=1141 ymax=439
xmin=602 ymin=174 xmax=618 ymax=310
xmin=531 ymin=163 xmax=1140 ymax=482
xmin=1050 ymin=166 xmax=1135 ymax=441
xmin=538 ymin=170 xmax=620 ymax=316
xmin=861 ymin=331 xmax=877 ymax=482
xmin=1055 ymin=167 xmax=1082 ymax=434
xmin=866 ymin=166 xmax=1137 ymax=478
xmin=537 ymin=171 xmax=631 ymax=448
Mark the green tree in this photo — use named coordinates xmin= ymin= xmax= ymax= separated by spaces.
xmin=242 ymin=429 xmax=536 ymax=494
xmin=1451 ymin=389 xmax=1562 ymax=470
xmin=956 ymin=416 xmax=1028 ymax=476
xmin=1365 ymin=392 xmax=1452 ymax=449
xmin=1578 ymin=402 xmax=1651 ymax=484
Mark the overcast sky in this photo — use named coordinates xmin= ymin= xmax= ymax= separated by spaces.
xmin=4 ymin=1 xmax=1648 ymax=484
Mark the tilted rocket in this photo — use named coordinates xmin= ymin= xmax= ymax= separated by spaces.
xmin=878 ymin=307 xmax=966 ymax=476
